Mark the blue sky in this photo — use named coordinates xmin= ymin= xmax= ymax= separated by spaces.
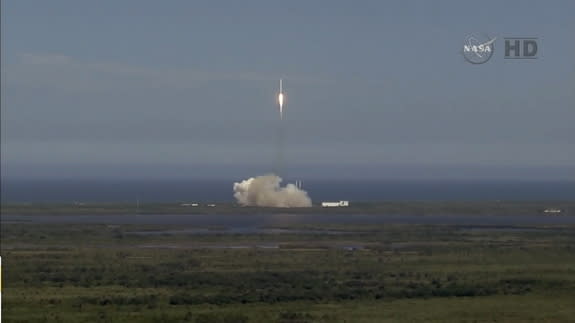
xmin=1 ymin=0 xmax=574 ymax=180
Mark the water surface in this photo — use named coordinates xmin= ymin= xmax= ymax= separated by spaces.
xmin=3 ymin=213 xmax=574 ymax=226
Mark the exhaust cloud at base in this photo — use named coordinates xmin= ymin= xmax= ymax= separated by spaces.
xmin=233 ymin=174 xmax=312 ymax=207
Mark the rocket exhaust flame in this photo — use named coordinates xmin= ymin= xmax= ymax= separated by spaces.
xmin=275 ymin=78 xmax=286 ymax=175
xmin=278 ymin=79 xmax=284 ymax=120
xmin=278 ymin=93 xmax=284 ymax=119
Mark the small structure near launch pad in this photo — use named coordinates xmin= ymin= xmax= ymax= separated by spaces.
xmin=321 ymin=201 xmax=350 ymax=207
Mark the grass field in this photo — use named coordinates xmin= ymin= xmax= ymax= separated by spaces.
xmin=2 ymin=216 xmax=575 ymax=322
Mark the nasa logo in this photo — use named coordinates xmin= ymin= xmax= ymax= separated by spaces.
xmin=462 ymin=34 xmax=496 ymax=64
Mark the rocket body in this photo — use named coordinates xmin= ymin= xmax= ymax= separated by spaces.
xmin=278 ymin=79 xmax=284 ymax=120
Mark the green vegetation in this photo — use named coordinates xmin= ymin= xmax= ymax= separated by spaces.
xmin=2 ymin=220 xmax=575 ymax=322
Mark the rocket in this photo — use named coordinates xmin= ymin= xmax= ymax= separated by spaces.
xmin=278 ymin=79 xmax=284 ymax=120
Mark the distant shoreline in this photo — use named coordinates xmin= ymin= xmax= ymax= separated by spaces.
xmin=2 ymin=201 xmax=573 ymax=216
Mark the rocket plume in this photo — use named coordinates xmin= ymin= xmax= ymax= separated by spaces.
xmin=278 ymin=79 xmax=284 ymax=120
xmin=233 ymin=174 xmax=312 ymax=207
xmin=231 ymin=79 xmax=310 ymax=207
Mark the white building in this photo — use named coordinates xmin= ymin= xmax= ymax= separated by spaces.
xmin=180 ymin=203 xmax=199 ymax=207
xmin=543 ymin=208 xmax=562 ymax=214
xmin=322 ymin=201 xmax=349 ymax=207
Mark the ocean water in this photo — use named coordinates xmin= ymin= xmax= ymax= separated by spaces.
xmin=1 ymin=179 xmax=574 ymax=203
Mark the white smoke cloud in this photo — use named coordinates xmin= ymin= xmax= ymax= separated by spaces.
xmin=233 ymin=174 xmax=312 ymax=207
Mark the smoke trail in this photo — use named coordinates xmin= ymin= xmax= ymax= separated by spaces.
xmin=233 ymin=174 xmax=312 ymax=207
xmin=274 ymin=119 xmax=285 ymax=175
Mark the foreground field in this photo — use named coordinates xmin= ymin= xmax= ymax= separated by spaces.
xmin=2 ymin=219 xmax=575 ymax=322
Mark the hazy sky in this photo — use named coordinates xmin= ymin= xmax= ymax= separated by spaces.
xmin=1 ymin=0 xmax=574 ymax=180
